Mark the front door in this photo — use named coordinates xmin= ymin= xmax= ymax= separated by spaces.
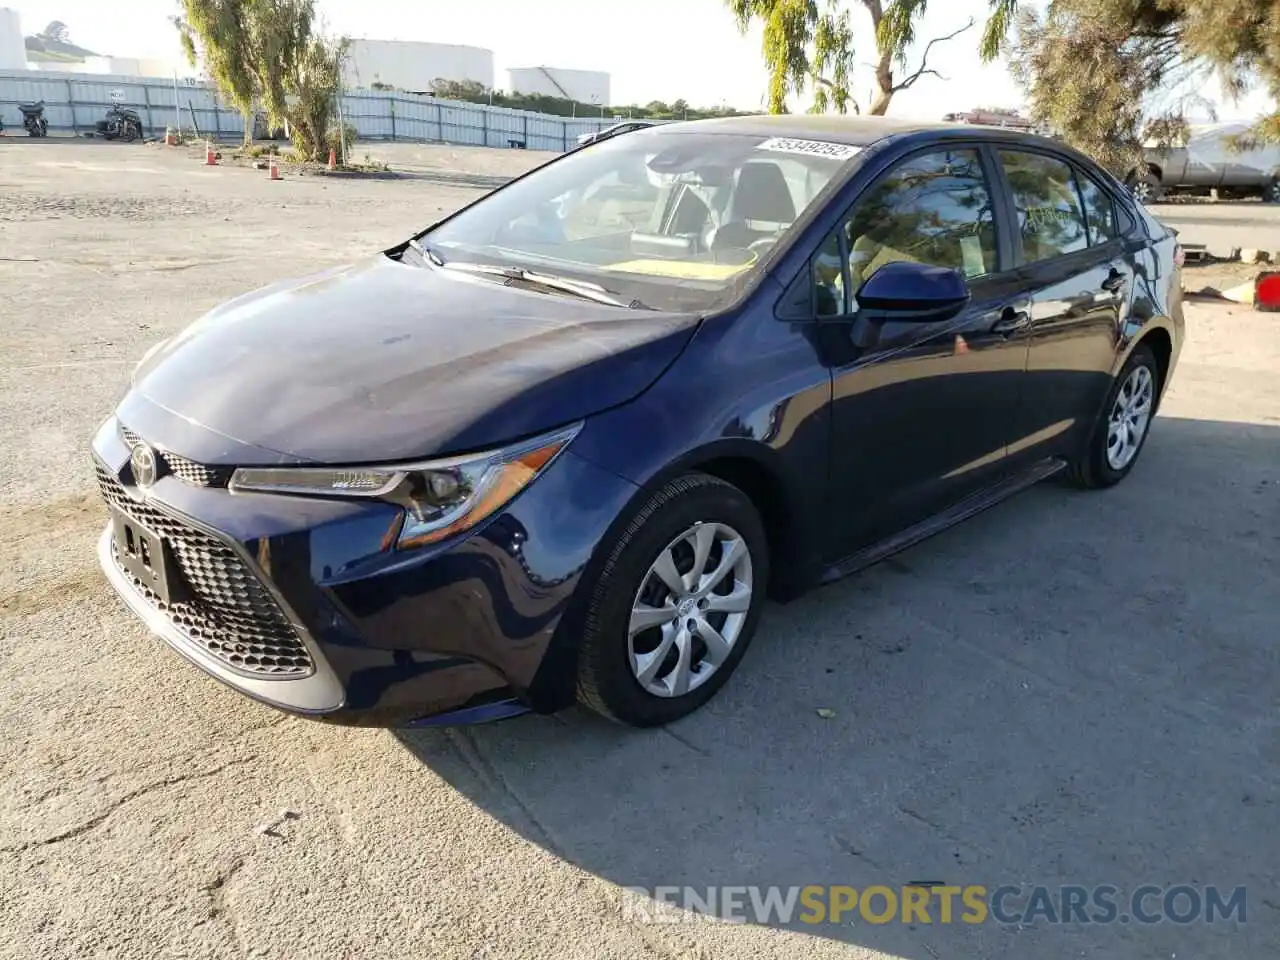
xmin=817 ymin=146 xmax=1032 ymax=557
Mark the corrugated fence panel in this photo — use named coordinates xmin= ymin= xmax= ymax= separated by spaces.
xmin=0 ymin=69 xmax=613 ymax=150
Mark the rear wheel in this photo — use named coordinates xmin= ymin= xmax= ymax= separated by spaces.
xmin=1068 ymin=344 xmax=1159 ymax=489
xmin=1264 ymin=178 xmax=1280 ymax=203
xmin=576 ymin=473 xmax=769 ymax=727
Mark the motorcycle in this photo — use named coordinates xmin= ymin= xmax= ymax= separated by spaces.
xmin=97 ymin=105 xmax=143 ymax=142
xmin=19 ymin=101 xmax=49 ymax=137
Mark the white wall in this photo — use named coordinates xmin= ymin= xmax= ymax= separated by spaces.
xmin=506 ymin=66 xmax=610 ymax=106
xmin=343 ymin=40 xmax=494 ymax=93
xmin=0 ymin=7 xmax=26 ymax=71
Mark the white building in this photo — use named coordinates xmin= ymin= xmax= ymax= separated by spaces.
xmin=343 ymin=40 xmax=494 ymax=93
xmin=26 ymin=55 xmax=184 ymax=77
xmin=507 ymin=66 xmax=610 ymax=106
xmin=0 ymin=7 xmax=26 ymax=70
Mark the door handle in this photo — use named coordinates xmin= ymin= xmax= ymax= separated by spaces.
xmin=1101 ymin=269 xmax=1127 ymax=293
xmin=992 ymin=306 xmax=1031 ymax=334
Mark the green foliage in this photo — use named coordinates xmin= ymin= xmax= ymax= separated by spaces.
xmin=1005 ymin=0 xmax=1280 ymax=174
xmin=727 ymin=0 xmax=1008 ymax=115
xmin=321 ymin=122 xmax=359 ymax=160
xmin=174 ymin=0 xmax=347 ymax=160
xmin=39 ymin=21 xmax=69 ymax=43
xmin=425 ymin=80 xmax=746 ymax=121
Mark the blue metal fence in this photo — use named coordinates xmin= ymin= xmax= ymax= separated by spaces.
xmin=0 ymin=69 xmax=613 ymax=151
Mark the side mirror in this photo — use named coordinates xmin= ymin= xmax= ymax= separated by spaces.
xmin=855 ymin=260 xmax=971 ymax=323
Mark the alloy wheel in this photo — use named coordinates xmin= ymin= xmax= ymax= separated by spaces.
xmin=627 ymin=521 xmax=753 ymax=698
xmin=1106 ymin=365 xmax=1155 ymax=470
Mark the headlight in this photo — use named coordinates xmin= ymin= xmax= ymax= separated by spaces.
xmin=228 ymin=423 xmax=581 ymax=549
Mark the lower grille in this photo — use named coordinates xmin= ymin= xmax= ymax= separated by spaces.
xmin=96 ymin=465 xmax=314 ymax=678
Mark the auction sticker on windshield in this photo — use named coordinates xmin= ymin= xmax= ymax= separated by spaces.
xmin=757 ymin=137 xmax=863 ymax=161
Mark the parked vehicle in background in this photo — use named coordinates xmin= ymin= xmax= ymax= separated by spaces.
xmin=92 ymin=116 xmax=1183 ymax=729
xmin=97 ymin=104 xmax=143 ymax=142
xmin=576 ymin=119 xmax=665 ymax=147
xmin=942 ymin=108 xmax=1042 ymax=135
xmin=19 ymin=102 xmax=49 ymax=137
xmin=1127 ymin=122 xmax=1280 ymax=202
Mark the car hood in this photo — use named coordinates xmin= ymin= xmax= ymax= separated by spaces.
xmin=131 ymin=254 xmax=701 ymax=464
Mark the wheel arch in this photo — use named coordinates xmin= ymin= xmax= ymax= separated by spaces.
xmin=1109 ymin=322 xmax=1175 ymax=413
xmin=526 ymin=439 xmax=811 ymax=713
xmin=1138 ymin=326 xmax=1174 ymax=398
xmin=641 ymin=438 xmax=812 ymax=600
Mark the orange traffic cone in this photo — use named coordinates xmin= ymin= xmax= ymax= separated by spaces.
xmin=268 ymin=158 xmax=281 ymax=181
xmin=205 ymin=141 xmax=217 ymax=165
xmin=327 ymin=148 xmax=336 ymax=171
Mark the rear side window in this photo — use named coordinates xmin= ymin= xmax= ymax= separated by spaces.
xmin=1076 ymin=172 xmax=1118 ymax=245
xmin=999 ymin=150 xmax=1089 ymax=263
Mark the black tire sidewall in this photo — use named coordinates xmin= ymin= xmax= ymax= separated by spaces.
xmin=577 ymin=474 xmax=770 ymax=727
xmin=1088 ymin=345 xmax=1159 ymax=487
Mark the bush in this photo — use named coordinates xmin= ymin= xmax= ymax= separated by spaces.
xmin=323 ymin=122 xmax=358 ymax=160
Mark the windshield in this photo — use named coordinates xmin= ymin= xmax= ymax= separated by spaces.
xmin=423 ymin=130 xmax=860 ymax=311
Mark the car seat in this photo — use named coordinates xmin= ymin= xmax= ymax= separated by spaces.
xmin=707 ymin=161 xmax=797 ymax=252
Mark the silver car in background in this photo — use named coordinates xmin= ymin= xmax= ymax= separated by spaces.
xmin=1128 ymin=122 xmax=1280 ymax=202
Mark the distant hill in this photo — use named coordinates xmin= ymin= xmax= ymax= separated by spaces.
xmin=24 ymin=35 xmax=99 ymax=61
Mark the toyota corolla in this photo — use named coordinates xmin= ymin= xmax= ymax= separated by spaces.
xmin=92 ymin=115 xmax=1183 ymax=727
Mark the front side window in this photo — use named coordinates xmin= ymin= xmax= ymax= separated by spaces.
xmin=999 ymin=150 xmax=1089 ymax=263
xmin=843 ymin=149 xmax=998 ymax=289
xmin=426 ymin=131 xmax=856 ymax=310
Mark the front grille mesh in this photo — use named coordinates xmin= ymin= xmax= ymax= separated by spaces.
xmin=119 ymin=425 xmax=232 ymax=488
xmin=97 ymin=465 xmax=314 ymax=678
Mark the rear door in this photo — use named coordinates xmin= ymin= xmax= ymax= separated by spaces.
xmin=993 ymin=148 xmax=1130 ymax=467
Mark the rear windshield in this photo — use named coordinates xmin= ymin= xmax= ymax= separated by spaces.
xmin=424 ymin=131 xmax=860 ymax=311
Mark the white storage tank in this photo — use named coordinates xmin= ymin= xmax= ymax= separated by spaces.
xmin=0 ymin=7 xmax=27 ymax=71
xmin=507 ymin=66 xmax=611 ymax=106
xmin=343 ymin=40 xmax=494 ymax=93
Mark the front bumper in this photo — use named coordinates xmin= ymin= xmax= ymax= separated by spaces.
xmin=92 ymin=411 xmax=640 ymax=726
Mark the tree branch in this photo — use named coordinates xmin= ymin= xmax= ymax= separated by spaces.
xmin=890 ymin=17 xmax=975 ymax=94
xmin=813 ymin=75 xmax=861 ymax=114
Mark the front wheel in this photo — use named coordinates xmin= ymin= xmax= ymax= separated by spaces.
xmin=1264 ymin=178 xmax=1280 ymax=203
xmin=576 ymin=473 xmax=769 ymax=726
xmin=1068 ymin=344 xmax=1159 ymax=489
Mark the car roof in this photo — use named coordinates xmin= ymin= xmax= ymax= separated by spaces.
xmin=650 ymin=113 xmax=1059 ymax=150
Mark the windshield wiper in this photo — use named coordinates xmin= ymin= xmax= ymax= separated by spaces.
xmin=443 ymin=261 xmax=647 ymax=309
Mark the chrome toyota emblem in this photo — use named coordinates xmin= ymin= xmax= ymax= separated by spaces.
xmin=130 ymin=442 xmax=158 ymax=489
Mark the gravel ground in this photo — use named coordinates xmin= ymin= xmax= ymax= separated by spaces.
xmin=0 ymin=139 xmax=1278 ymax=960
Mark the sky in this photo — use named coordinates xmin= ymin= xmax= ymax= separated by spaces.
xmin=3 ymin=0 xmax=1273 ymax=120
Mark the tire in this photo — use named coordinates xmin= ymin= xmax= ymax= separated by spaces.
xmin=1264 ymin=178 xmax=1280 ymax=203
xmin=576 ymin=472 xmax=769 ymax=727
xmin=1130 ymin=172 xmax=1162 ymax=204
xmin=1068 ymin=344 xmax=1159 ymax=489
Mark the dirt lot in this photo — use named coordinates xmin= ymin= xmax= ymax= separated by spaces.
xmin=0 ymin=139 xmax=1278 ymax=960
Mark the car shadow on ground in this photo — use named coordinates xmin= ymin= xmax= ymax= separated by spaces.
xmin=394 ymin=416 xmax=1279 ymax=958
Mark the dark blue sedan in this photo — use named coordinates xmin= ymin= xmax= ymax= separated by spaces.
xmin=92 ymin=115 xmax=1184 ymax=727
